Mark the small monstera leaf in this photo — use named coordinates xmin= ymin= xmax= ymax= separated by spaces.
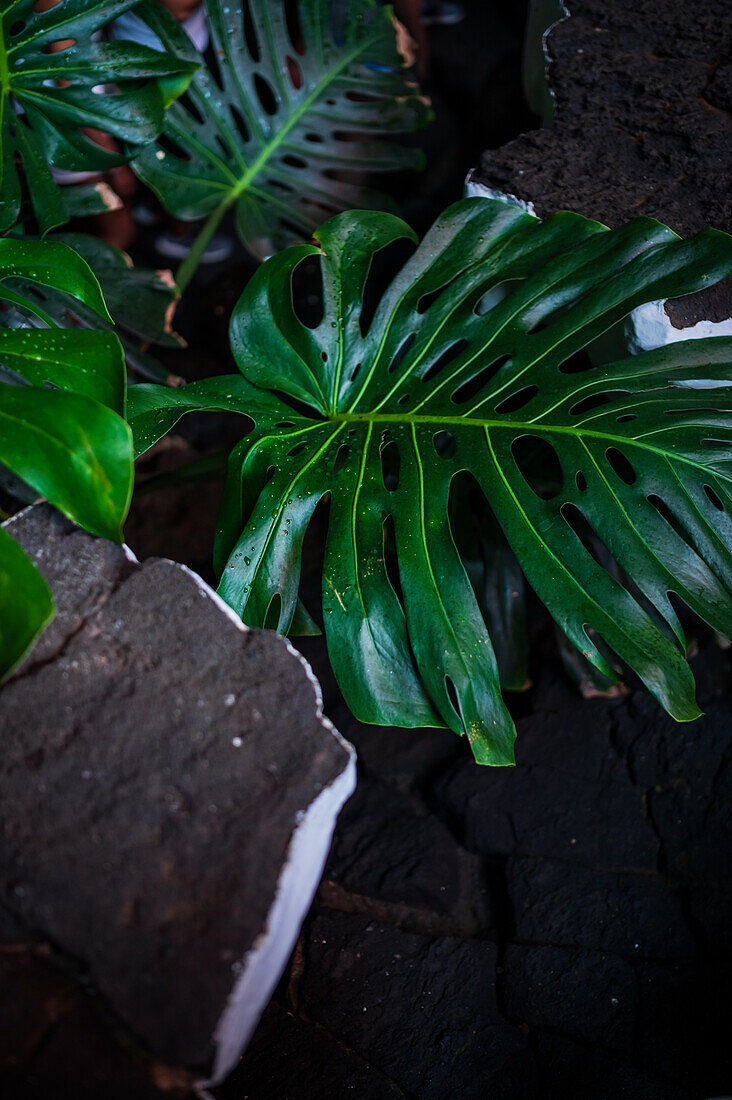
xmin=0 ymin=0 xmax=196 ymax=234
xmin=127 ymin=199 xmax=732 ymax=764
xmin=0 ymin=237 xmax=133 ymax=676
xmin=132 ymin=0 xmax=430 ymax=262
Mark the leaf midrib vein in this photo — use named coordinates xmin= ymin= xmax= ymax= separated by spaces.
xmin=0 ymin=405 xmax=113 ymax=498
xmin=193 ymin=23 xmax=389 ymax=212
xmin=327 ymin=411 xmax=732 ymax=483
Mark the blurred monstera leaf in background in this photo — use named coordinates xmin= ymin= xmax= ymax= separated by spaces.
xmin=132 ymin=0 xmax=431 ymax=263
xmin=0 ymin=0 xmax=195 ymax=234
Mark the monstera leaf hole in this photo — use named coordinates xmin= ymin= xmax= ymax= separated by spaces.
xmin=291 ymin=254 xmax=325 ymax=328
xmin=359 ymin=237 xmax=418 ymax=340
xmin=511 ymin=436 xmax=563 ymax=500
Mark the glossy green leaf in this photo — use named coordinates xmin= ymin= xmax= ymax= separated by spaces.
xmin=61 ymin=179 xmax=125 ymax=219
xmin=0 ymin=383 xmax=132 ymax=539
xmin=0 ymin=523 xmax=53 ymax=680
xmin=127 ymin=373 xmax=272 ymax=455
xmin=127 ymin=199 xmax=732 ymax=765
xmin=54 ymin=233 xmax=182 ymax=350
xmin=0 ymin=236 xmax=134 ymax=677
xmin=0 ymin=237 xmax=132 ymax=537
xmin=0 ymin=0 xmax=196 ymax=234
xmin=0 ymin=327 xmax=125 ymax=411
xmin=0 ymin=236 xmax=110 ymax=322
xmin=3 ymin=233 xmax=182 ymax=383
xmin=132 ymin=0 xmax=431 ymax=260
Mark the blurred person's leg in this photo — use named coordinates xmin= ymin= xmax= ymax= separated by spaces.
xmin=393 ymin=0 xmax=429 ymax=80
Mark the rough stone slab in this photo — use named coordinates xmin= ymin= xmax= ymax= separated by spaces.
xmin=0 ymin=948 xmax=185 ymax=1100
xmin=436 ymin=757 xmax=658 ymax=869
xmin=634 ymin=960 xmax=712 ymax=1090
xmin=324 ymin=776 xmax=462 ymax=914
xmin=502 ymin=944 xmax=638 ymax=1051
xmin=0 ymin=505 xmax=356 ymax=1084
xmin=5 ymin=506 xmax=136 ymax=670
xmin=529 ymin=1031 xmax=689 ymax=1100
xmin=470 ymin=0 xmax=732 ymax=328
xmin=434 ymin=680 xmax=660 ymax=869
xmin=507 ymin=857 xmax=694 ymax=958
xmin=230 ymin=637 xmax=730 ymax=1097
xmin=609 ymin=672 xmax=732 ymax=882
xmin=218 ymin=1001 xmax=405 ymax=1100
xmin=298 ymin=911 xmax=533 ymax=1099
xmin=511 ymin=690 xmax=627 ymax=782
xmin=689 ymin=881 xmax=732 ymax=956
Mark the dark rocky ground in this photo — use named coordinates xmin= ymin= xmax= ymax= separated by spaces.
xmin=222 ymin=633 xmax=730 ymax=1099
xmin=478 ymin=0 xmax=732 ymax=238
xmin=4 ymin=618 xmax=730 ymax=1099
xmin=1 ymin=507 xmax=353 ymax=1086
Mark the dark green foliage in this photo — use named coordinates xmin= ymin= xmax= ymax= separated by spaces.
xmin=0 ymin=0 xmax=195 ymax=234
xmin=0 ymin=239 xmax=133 ymax=678
xmin=128 ymin=199 xmax=732 ymax=764
xmin=0 ymin=523 xmax=53 ymax=680
xmin=2 ymin=233 xmax=182 ymax=383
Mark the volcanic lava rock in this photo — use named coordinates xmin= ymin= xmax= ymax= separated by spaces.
xmin=470 ymin=0 xmax=732 ymax=329
xmin=507 ymin=857 xmax=694 ymax=958
xmin=0 ymin=504 xmax=355 ymax=1085
xmin=502 ymin=943 xmax=638 ymax=1050
xmin=224 ymin=1001 xmax=405 ymax=1099
xmin=298 ymin=910 xmax=531 ymax=1099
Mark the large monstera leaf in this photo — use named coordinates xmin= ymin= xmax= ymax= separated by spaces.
xmin=127 ymin=199 xmax=732 ymax=765
xmin=0 ymin=238 xmax=133 ymax=677
xmin=132 ymin=0 xmax=430 ymax=263
xmin=0 ymin=0 xmax=195 ymax=234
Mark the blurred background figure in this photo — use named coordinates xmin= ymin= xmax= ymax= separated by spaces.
xmin=106 ymin=0 xmax=233 ymax=262
xmin=393 ymin=0 xmax=465 ymax=80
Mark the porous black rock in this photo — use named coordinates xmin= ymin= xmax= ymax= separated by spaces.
xmin=471 ymin=0 xmax=732 ymax=327
xmin=221 ymin=1001 xmax=404 ymax=1099
xmin=298 ymin=910 xmax=532 ymax=1099
xmin=0 ymin=505 xmax=355 ymax=1085
xmin=502 ymin=943 xmax=638 ymax=1050
xmin=324 ymin=776 xmax=462 ymax=914
xmin=435 ymin=749 xmax=659 ymax=869
xmin=507 ymin=857 xmax=694 ymax=958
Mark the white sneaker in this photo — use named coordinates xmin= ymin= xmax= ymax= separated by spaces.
xmin=422 ymin=2 xmax=466 ymax=26
xmin=155 ymin=229 xmax=233 ymax=263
